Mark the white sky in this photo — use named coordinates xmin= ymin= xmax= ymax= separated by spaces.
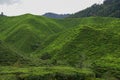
xmin=0 ymin=0 xmax=104 ymax=16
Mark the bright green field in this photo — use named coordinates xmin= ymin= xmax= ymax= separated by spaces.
xmin=0 ymin=14 xmax=120 ymax=80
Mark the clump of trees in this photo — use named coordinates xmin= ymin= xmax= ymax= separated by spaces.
xmin=69 ymin=0 xmax=120 ymax=18
xmin=0 ymin=12 xmax=4 ymax=16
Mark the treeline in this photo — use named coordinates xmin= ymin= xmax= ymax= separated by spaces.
xmin=69 ymin=0 xmax=120 ymax=18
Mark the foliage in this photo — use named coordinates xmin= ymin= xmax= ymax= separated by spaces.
xmin=69 ymin=0 xmax=120 ymax=18
xmin=0 ymin=14 xmax=120 ymax=80
xmin=0 ymin=66 xmax=94 ymax=80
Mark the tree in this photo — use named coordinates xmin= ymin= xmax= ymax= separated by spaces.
xmin=0 ymin=12 xmax=4 ymax=16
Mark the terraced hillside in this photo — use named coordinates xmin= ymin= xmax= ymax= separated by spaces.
xmin=0 ymin=40 xmax=29 ymax=66
xmin=0 ymin=14 xmax=64 ymax=53
xmin=0 ymin=14 xmax=120 ymax=80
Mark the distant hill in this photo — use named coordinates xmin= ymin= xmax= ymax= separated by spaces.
xmin=43 ymin=13 xmax=70 ymax=19
xmin=69 ymin=0 xmax=120 ymax=18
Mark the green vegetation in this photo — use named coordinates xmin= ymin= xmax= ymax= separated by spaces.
xmin=0 ymin=66 xmax=95 ymax=80
xmin=69 ymin=0 xmax=120 ymax=18
xmin=0 ymin=13 xmax=120 ymax=80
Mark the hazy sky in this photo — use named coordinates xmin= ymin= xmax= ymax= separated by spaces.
xmin=0 ymin=0 xmax=104 ymax=16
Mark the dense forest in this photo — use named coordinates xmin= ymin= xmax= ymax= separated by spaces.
xmin=69 ymin=0 xmax=120 ymax=18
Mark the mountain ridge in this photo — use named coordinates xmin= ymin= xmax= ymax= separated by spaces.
xmin=69 ymin=0 xmax=120 ymax=18
xmin=43 ymin=12 xmax=70 ymax=19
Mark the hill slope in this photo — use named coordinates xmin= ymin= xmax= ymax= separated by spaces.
xmin=43 ymin=13 xmax=70 ymax=19
xmin=36 ymin=17 xmax=120 ymax=79
xmin=0 ymin=14 xmax=120 ymax=79
xmin=38 ymin=17 xmax=120 ymax=54
xmin=69 ymin=0 xmax=120 ymax=18
xmin=0 ymin=14 xmax=64 ymax=53
xmin=0 ymin=40 xmax=29 ymax=66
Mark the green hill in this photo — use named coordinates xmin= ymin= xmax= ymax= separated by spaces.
xmin=0 ymin=14 xmax=64 ymax=53
xmin=36 ymin=17 xmax=120 ymax=79
xmin=0 ymin=14 xmax=120 ymax=80
xmin=46 ymin=26 xmax=120 ymax=65
xmin=39 ymin=17 xmax=120 ymax=54
xmin=69 ymin=0 xmax=120 ymax=18
xmin=0 ymin=40 xmax=29 ymax=66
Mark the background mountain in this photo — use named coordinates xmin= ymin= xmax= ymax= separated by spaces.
xmin=69 ymin=0 xmax=120 ymax=18
xmin=43 ymin=13 xmax=70 ymax=19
